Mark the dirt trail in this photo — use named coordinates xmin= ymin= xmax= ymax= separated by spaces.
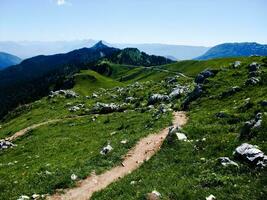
xmin=4 ymin=120 xmax=61 ymax=141
xmin=48 ymin=111 xmax=187 ymax=200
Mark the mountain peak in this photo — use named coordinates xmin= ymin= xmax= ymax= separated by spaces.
xmin=92 ymin=41 xmax=109 ymax=49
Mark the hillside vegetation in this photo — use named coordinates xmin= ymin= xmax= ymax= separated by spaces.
xmin=0 ymin=54 xmax=266 ymax=200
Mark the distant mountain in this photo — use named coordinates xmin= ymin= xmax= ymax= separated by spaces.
xmin=113 ymin=43 xmax=210 ymax=60
xmin=195 ymin=42 xmax=267 ymax=60
xmin=109 ymin=48 xmax=173 ymax=66
xmin=0 ymin=41 xmax=173 ymax=118
xmin=0 ymin=52 xmax=22 ymax=69
xmin=0 ymin=40 xmax=210 ymax=60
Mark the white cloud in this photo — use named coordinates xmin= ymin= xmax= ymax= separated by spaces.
xmin=56 ymin=0 xmax=71 ymax=6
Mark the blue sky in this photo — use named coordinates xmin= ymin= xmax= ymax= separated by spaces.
xmin=0 ymin=0 xmax=266 ymax=46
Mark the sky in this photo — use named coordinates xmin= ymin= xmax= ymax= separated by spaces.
xmin=0 ymin=0 xmax=266 ymax=46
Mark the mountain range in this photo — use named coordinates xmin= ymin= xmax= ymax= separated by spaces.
xmin=0 ymin=52 xmax=22 ymax=70
xmin=0 ymin=40 xmax=210 ymax=60
xmin=196 ymin=42 xmax=267 ymax=60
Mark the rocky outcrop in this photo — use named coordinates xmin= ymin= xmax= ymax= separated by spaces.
xmin=49 ymin=90 xmax=78 ymax=98
xmin=233 ymin=143 xmax=267 ymax=168
xmin=92 ymin=103 xmax=125 ymax=114
xmin=195 ymin=69 xmax=215 ymax=84
xmin=239 ymin=113 xmax=262 ymax=140
xmin=0 ymin=140 xmax=15 ymax=150
xmin=182 ymin=85 xmax=203 ymax=110
xmin=148 ymin=94 xmax=170 ymax=105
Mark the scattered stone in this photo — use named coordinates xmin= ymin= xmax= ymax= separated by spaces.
xmin=32 ymin=194 xmax=40 ymax=199
xmin=0 ymin=140 xmax=16 ymax=150
xmin=182 ymin=85 xmax=203 ymax=110
xmin=176 ymin=133 xmax=187 ymax=141
xmin=146 ymin=190 xmax=161 ymax=200
xmin=68 ymin=106 xmax=80 ymax=112
xmin=260 ymin=100 xmax=267 ymax=107
xmin=92 ymin=93 xmax=98 ymax=98
xmin=195 ymin=69 xmax=215 ymax=84
xmin=248 ymin=62 xmax=260 ymax=72
xmin=71 ymin=173 xmax=78 ymax=181
xmin=234 ymin=143 xmax=267 ymax=168
xmin=92 ymin=102 xmax=124 ymax=114
xmin=49 ymin=90 xmax=78 ymax=98
xmin=100 ymin=144 xmax=113 ymax=155
xmin=169 ymin=85 xmax=187 ymax=99
xmin=215 ymin=111 xmax=228 ymax=118
xmin=125 ymin=97 xmax=135 ymax=103
xmin=17 ymin=195 xmax=30 ymax=200
xmin=218 ymin=157 xmax=239 ymax=167
xmin=121 ymin=140 xmax=128 ymax=144
xmin=206 ymin=194 xmax=216 ymax=200
xmin=232 ymin=61 xmax=241 ymax=68
xmin=240 ymin=113 xmax=262 ymax=140
xmin=148 ymin=94 xmax=169 ymax=105
xmin=221 ymin=86 xmax=241 ymax=98
xmin=245 ymin=77 xmax=260 ymax=86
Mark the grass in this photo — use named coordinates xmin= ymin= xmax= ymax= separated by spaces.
xmin=91 ymin=57 xmax=267 ymax=200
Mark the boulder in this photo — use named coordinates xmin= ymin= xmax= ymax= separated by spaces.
xmin=240 ymin=113 xmax=262 ymax=140
xmin=233 ymin=143 xmax=267 ymax=168
xmin=206 ymin=194 xmax=216 ymax=200
xmin=92 ymin=102 xmax=124 ymax=114
xmin=215 ymin=111 xmax=229 ymax=118
xmin=100 ymin=144 xmax=113 ymax=155
xmin=148 ymin=94 xmax=169 ymax=105
xmin=146 ymin=190 xmax=161 ymax=200
xmin=195 ymin=70 xmax=215 ymax=84
xmin=260 ymin=100 xmax=267 ymax=107
xmin=176 ymin=133 xmax=187 ymax=141
xmin=49 ymin=90 xmax=78 ymax=98
xmin=248 ymin=62 xmax=260 ymax=72
xmin=0 ymin=140 xmax=15 ymax=150
xmin=125 ymin=97 xmax=136 ymax=103
xmin=169 ymin=85 xmax=187 ymax=99
xmin=182 ymin=85 xmax=203 ymax=110
xmin=245 ymin=77 xmax=260 ymax=86
xmin=218 ymin=157 xmax=238 ymax=167
xmin=232 ymin=61 xmax=241 ymax=68
xmin=221 ymin=86 xmax=241 ymax=98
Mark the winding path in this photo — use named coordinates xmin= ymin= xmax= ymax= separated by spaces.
xmin=48 ymin=111 xmax=187 ymax=200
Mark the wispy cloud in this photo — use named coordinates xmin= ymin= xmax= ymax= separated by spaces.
xmin=56 ymin=0 xmax=71 ymax=6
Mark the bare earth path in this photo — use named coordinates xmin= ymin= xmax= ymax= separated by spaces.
xmin=48 ymin=111 xmax=188 ymax=200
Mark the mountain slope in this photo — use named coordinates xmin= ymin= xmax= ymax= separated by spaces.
xmin=0 ymin=41 xmax=173 ymax=119
xmin=0 ymin=52 xmax=22 ymax=69
xmin=196 ymin=42 xmax=267 ymax=60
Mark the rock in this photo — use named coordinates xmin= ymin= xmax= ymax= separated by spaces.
xmin=71 ymin=173 xmax=78 ymax=181
xmin=240 ymin=113 xmax=262 ymax=140
xmin=248 ymin=62 xmax=260 ymax=72
xmin=215 ymin=111 xmax=228 ymax=118
xmin=221 ymin=86 xmax=241 ymax=98
xmin=233 ymin=143 xmax=267 ymax=168
xmin=0 ymin=140 xmax=16 ymax=150
xmin=169 ymin=85 xmax=187 ymax=99
xmin=195 ymin=70 xmax=215 ymax=84
xmin=218 ymin=157 xmax=238 ymax=167
xmin=176 ymin=133 xmax=187 ymax=141
xmin=17 ymin=195 xmax=30 ymax=200
xmin=148 ymin=94 xmax=169 ymax=105
xmin=32 ymin=194 xmax=40 ymax=199
xmin=245 ymin=77 xmax=260 ymax=86
xmin=100 ymin=144 xmax=113 ymax=155
xmin=92 ymin=93 xmax=98 ymax=98
xmin=120 ymin=140 xmax=128 ymax=144
xmin=206 ymin=194 xmax=216 ymax=200
xmin=260 ymin=100 xmax=267 ymax=107
xmin=165 ymin=77 xmax=177 ymax=84
xmin=92 ymin=102 xmax=124 ymax=114
xmin=182 ymin=85 xmax=203 ymax=110
xmin=232 ymin=61 xmax=241 ymax=68
xmin=146 ymin=190 xmax=161 ymax=200
xmin=68 ymin=106 xmax=80 ymax=112
xmin=125 ymin=97 xmax=135 ymax=103
xmin=49 ymin=90 xmax=78 ymax=98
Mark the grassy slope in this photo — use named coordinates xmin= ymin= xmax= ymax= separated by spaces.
xmin=92 ymin=57 xmax=267 ymax=200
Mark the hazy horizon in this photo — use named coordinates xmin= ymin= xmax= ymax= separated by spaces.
xmin=1 ymin=0 xmax=267 ymax=46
